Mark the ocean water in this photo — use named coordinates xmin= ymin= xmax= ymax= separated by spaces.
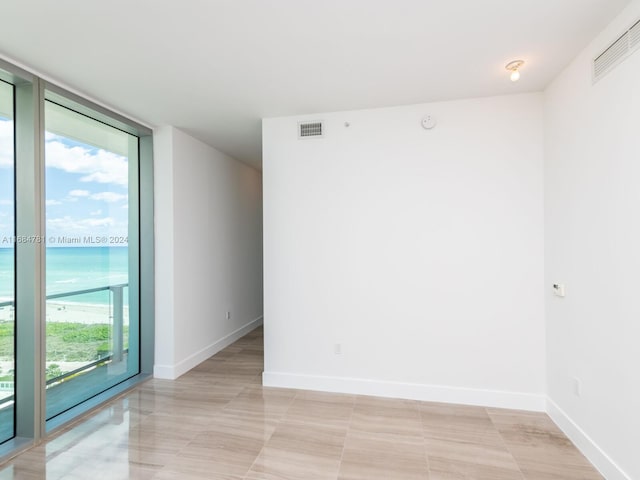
xmin=0 ymin=247 xmax=129 ymax=306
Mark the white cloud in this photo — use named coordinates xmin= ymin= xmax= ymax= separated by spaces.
xmin=90 ymin=191 xmax=127 ymax=203
xmin=90 ymin=209 xmax=102 ymax=216
xmin=83 ymin=217 xmax=115 ymax=227
xmin=0 ymin=200 xmax=12 ymax=206
xmin=47 ymin=216 xmax=116 ymax=231
xmin=69 ymin=189 xmax=90 ymax=197
xmin=0 ymin=120 xmax=14 ymax=168
xmin=46 ymin=199 xmax=62 ymax=206
xmin=45 ymin=140 xmax=128 ymax=186
xmin=46 ymin=214 xmax=127 ymax=246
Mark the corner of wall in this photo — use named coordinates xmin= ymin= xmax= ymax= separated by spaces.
xmin=152 ymin=126 xmax=176 ymax=373
xmin=156 ymin=317 xmax=263 ymax=380
xmin=546 ymin=398 xmax=633 ymax=480
xmin=542 ymin=1 xmax=640 ymax=478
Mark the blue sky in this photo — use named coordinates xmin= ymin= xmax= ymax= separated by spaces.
xmin=0 ymin=117 xmax=130 ymax=247
xmin=0 ymin=118 xmax=15 ymax=246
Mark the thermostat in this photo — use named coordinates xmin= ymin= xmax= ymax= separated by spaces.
xmin=552 ymin=283 xmax=566 ymax=297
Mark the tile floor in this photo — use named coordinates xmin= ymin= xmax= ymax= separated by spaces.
xmin=0 ymin=327 xmax=603 ymax=479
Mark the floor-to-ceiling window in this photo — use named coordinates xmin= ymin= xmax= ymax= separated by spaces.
xmin=0 ymin=61 xmax=153 ymax=456
xmin=44 ymin=100 xmax=140 ymax=421
xmin=0 ymin=80 xmax=15 ymax=444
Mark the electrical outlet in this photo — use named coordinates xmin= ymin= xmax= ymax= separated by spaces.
xmin=334 ymin=343 xmax=342 ymax=355
xmin=573 ymin=377 xmax=581 ymax=397
xmin=225 ymin=311 xmax=231 ymax=320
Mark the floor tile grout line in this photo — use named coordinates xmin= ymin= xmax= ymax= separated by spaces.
xmin=419 ymin=402 xmax=431 ymax=477
xmin=335 ymin=394 xmax=357 ymax=480
xmin=486 ymin=407 xmax=528 ymax=480
xmin=148 ymin=336 xmax=264 ymax=480
xmin=229 ymin=354 xmax=296 ymax=479
xmin=0 ymin=329 xmax=603 ymax=480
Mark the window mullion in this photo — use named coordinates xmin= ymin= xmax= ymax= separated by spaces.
xmin=14 ymin=77 xmax=46 ymax=442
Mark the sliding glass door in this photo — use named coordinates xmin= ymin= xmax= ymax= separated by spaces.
xmin=44 ymin=100 xmax=140 ymax=420
xmin=0 ymin=81 xmax=14 ymax=443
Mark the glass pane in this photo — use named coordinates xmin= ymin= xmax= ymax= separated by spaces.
xmin=0 ymin=80 xmax=15 ymax=443
xmin=44 ymin=100 xmax=139 ymax=421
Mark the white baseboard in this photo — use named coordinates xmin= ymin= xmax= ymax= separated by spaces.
xmin=262 ymin=371 xmax=546 ymax=412
xmin=154 ymin=316 xmax=263 ymax=379
xmin=546 ymin=398 xmax=631 ymax=480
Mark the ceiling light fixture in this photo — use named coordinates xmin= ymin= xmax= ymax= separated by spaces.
xmin=505 ymin=60 xmax=524 ymax=82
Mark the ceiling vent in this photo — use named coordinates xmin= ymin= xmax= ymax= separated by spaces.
xmin=630 ymin=19 xmax=640 ymax=49
xmin=298 ymin=121 xmax=323 ymax=139
xmin=593 ymin=18 xmax=640 ymax=82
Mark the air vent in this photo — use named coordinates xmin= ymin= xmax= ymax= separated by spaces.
xmin=593 ymin=17 xmax=640 ymax=82
xmin=630 ymin=19 xmax=640 ymax=50
xmin=298 ymin=121 xmax=323 ymax=139
xmin=594 ymin=32 xmax=629 ymax=80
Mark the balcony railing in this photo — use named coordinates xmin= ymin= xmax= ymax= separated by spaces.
xmin=0 ymin=283 xmax=128 ymax=407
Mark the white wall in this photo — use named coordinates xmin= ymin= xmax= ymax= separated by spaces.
xmin=544 ymin=2 xmax=640 ymax=479
xmin=153 ymin=127 xmax=176 ymax=372
xmin=154 ymin=126 xmax=263 ymax=379
xmin=263 ymin=94 xmax=546 ymax=410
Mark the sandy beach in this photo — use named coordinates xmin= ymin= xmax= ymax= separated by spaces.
xmin=0 ymin=302 xmax=129 ymax=325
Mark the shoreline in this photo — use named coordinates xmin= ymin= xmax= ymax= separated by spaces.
xmin=0 ymin=302 xmax=129 ymax=325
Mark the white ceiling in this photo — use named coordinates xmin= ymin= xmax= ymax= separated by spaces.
xmin=0 ymin=0 xmax=631 ymax=169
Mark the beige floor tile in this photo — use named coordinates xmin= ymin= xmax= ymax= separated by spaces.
xmin=150 ymin=396 xmax=229 ymax=418
xmin=284 ymin=391 xmax=354 ymax=428
xmin=507 ymin=445 xmax=603 ymax=480
xmin=156 ymin=454 xmax=250 ymax=479
xmin=425 ymin=437 xmax=523 ymax=480
xmin=153 ymin=470 xmax=242 ymax=480
xmin=134 ymin=412 xmax=209 ymax=438
xmin=246 ymin=446 xmax=341 ymax=480
xmin=0 ymin=466 xmax=44 ymax=480
xmin=169 ymin=426 xmax=266 ymax=477
xmin=338 ymin=430 xmax=429 ymax=480
xmin=428 ymin=457 xmax=524 ymax=480
xmin=294 ymin=390 xmax=355 ymax=404
xmin=487 ymin=408 xmax=603 ymax=479
xmin=244 ymin=419 xmax=347 ymax=479
xmin=267 ymin=421 xmax=347 ymax=458
xmin=63 ymin=460 xmax=161 ymax=480
xmin=0 ymin=327 xmax=604 ymax=480
xmin=350 ymin=395 xmax=423 ymax=440
xmin=245 ymin=374 xmax=264 ymax=385
xmin=207 ymin=345 xmax=245 ymax=360
xmin=487 ymin=408 xmax=578 ymax=452
xmin=0 ymin=450 xmax=51 ymax=480
xmin=223 ymin=384 xmax=296 ymax=419
xmin=202 ymin=410 xmax=278 ymax=444
xmin=425 ymin=436 xmax=517 ymax=467
xmin=420 ymin=402 xmax=504 ymax=446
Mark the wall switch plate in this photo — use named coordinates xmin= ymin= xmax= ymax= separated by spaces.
xmin=225 ymin=311 xmax=231 ymax=320
xmin=552 ymin=283 xmax=566 ymax=297
xmin=334 ymin=343 xmax=342 ymax=355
